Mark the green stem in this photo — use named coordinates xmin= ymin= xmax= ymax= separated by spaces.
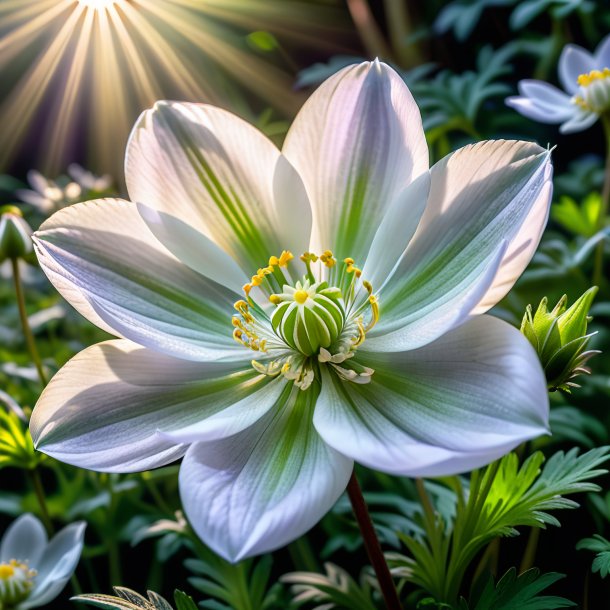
xmin=346 ymin=470 xmax=402 ymax=610
xmin=592 ymin=113 xmax=610 ymax=287
xmin=345 ymin=0 xmax=394 ymax=61
xmin=519 ymin=526 xmax=540 ymax=573
xmin=105 ymin=476 xmax=122 ymax=587
xmin=28 ymin=468 xmax=54 ymax=534
xmin=11 ymin=258 xmax=47 ymax=386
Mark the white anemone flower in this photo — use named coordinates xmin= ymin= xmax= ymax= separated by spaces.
xmin=0 ymin=514 xmax=85 ymax=609
xmin=506 ymin=34 xmax=610 ymax=133
xmin=30 ymin=60 xmax=552 ymax=563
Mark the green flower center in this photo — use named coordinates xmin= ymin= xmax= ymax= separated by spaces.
xmin=232 ymin=250 xmax=379 ymax=390
xmin=0 ymin=560 xmax=36 ymax=607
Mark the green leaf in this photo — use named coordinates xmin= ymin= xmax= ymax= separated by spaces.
xmin=281 ymin=563 xmax=378 ymax=610
xmin=173 ymin=590 xmax=199 ymax=610
xmin=73 ymin=588 xmax=173 ymax=610
xmin=467 ymin=568 xmax=575 ymax=609
xmin=577 ymin=535 xmax=610 ymax=578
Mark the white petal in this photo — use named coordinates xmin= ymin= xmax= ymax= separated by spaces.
xmin=594 ymin=34 xmax=610 ymax=67
xmin=30 ymin=340 xmax=276 ymax=472
xmin=23 ymin=522 xmax=85 ymax=609
xmin=283 ymin=60 xmax=428 ymax=261
xmin=560 ymin=109 xmax=599 ymax=133
xmin=506 ymin=80 xmax=575 ymax=123
xmin=367 ymin=140 xmax=551 ymax=351
xmin=0 ymin=514 xmax=47 ymax=564
xmin=314 ymin=316 xmax=549 ymax=477
xmin=559 ymin=45 xmax=595 ymax=94
xmin=136 ymin=203 xmax=247 ymax=294
xmin=180 ymin=386 xmax=353 ymax=562
xmin=126 ymin=102 xmax=312 ymax=272
xmin=34 ymin=199 xmax=244 ymax=362
xmin=505 ymin=96 xmax=570 ymax=123
xmin=361 ymin=171 xmax=430 ymax=288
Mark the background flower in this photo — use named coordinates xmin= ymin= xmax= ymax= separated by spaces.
xmin=506 ymin=34 xmax=610 ymax=133
xmin=0 ymin=514 xmax=85 ymax=609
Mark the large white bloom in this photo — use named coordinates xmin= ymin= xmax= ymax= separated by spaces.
xmin=0 ymin=514 xmax=85 ymax=609
xmin=506 ymin=34 xmax=610 ymax=133
xmin=30 ymin=61 xmax=552 ymax=563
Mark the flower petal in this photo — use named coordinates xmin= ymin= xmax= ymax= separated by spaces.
xmin=180 ymin=385 xmax=353 ymax=562
xmin=361 ymin=171 xmax=431 ymax=288
xmin=594 ymin=34 xmax=610 ymax=68
xmin=136 ymin=203 xmax=248 ymax=294
xmin=314 ymin=316 xmax=549 ymax=477
xmin=30 ymin=340 xmax=279 ymax=472
xmin=559 ymin=45 xmax=595 ymax=94
xmin=23 ymin=522 xmax=85 ymax=609
xmin=0 ymin=514 xmax=47 ymax=564
xmin=366 ymin=140 xmax=552 ymax=351
xmin=34 ymin=199 xmax=245 ymax=362
xmin=506 ymin=81 xmax=575 ymax=122
xmin=282 ymin=60 xmax=428 ymax=261
xmin=560 ymin=109 xmax=598 ymax=134
xmin=126 ymin=102 xmax=312 ymax=271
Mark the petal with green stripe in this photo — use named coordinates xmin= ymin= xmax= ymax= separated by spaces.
xmin=283 ymin=60 xmax=428 ymax=261
xmin=180 ymin=384 xmax=353 ymax=562
xmin=315 ymin=316 xmax=548 ymax=477
xmin=127 ymin=102 xmax=312 ymax=273
xmin=31 ymin=340 xmax=278 ymax=472
xmin=34 ymin=199 xmax=245 ymax=362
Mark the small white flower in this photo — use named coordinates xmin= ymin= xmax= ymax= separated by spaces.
xmin=16 ymin=171 xmax=81 ymax=215
xmin=0 ymin=514 xmax=85 ymax=609
xmin=506 ymin=34 xmax=610 ymax=133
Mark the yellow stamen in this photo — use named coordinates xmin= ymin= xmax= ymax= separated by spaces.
xmin=0 ymin=564 xmax=14 ymax=579
xmin=243 ymin=283 xmax=252 ymax=296
xmin=269 ymin=294 xmax=281 ymax=305
xmin=278 ymin=250 xmax=294 ymax=266
xmin=320 ymin=249 xmax=336 ymax=267
xmin=577 ymin=67 xmax=610 ymax=87
xmin=294 ymin=289 xmax=309 ymax=304
xmin=268 ymin=255 xmax=280 ymax=266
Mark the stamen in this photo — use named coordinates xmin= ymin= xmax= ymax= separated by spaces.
xmin=577 ymin=68 xmax=610 ymax=87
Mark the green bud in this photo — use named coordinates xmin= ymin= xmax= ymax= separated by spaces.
xmin=0 ymin=205 xmax=33 ymax=263
xmin=521 ymin=287 xmax=599 ymax=392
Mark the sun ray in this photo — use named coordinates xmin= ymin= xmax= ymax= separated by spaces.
xmin=0 ymin=0 xmax=352 ymax=178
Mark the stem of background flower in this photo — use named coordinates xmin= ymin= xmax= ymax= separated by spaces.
xmin=346 ymin=470 xmax=402 ymax=610
xmin=519 ymin=526 xmax=540 ymax=573
xmin=28 ymin=468 xmax=54 ymax=534
xmin=10 ymin=258 xmax=47 ymax=386
xmin=345 ymin=0 xmax=394 ymax=62
xmin=592 ymin=114 xmax=610 ymax=287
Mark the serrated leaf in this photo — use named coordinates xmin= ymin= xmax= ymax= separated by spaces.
xmin=468 ymin=568 xmax=575 ymax=609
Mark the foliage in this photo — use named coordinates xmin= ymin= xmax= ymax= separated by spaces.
xmin=577 ymin=535 xmax=610 ymax=578
xmin=73 ymin=587 xmax=197 ymax=610
xmin=458 ymin=568 xmax=575 ymax=609
xmin=282 ymin=563 xmax=378 ymax=610
xmin=392 ymin=447 xmax=610 ymax=604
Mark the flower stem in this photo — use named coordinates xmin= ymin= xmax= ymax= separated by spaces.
xmin=592 ymin=114 xmax=610 ymax=287
xmin=346 ymin=470 xmax=402 ymax=610
xmin=519 ymin=526 xmax=540 ymax=573
xmin=28 ymin=467 xmax=54 ymax=534
xmin=11 ymin=258 xmax=47 ymax=386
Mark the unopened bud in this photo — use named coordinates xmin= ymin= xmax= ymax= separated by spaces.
xmin=521 ymin=287 xmax=599 ymax=392
xmin=0 ymin=206 xmax=33 ymax=263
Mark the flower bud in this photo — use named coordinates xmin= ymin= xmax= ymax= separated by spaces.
xmin=521 ymin=287 xmax=599 ymax=392
xmin=0 ymin=205 xmax=33 ymax=263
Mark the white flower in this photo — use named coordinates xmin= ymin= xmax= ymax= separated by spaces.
xmin=30 ymin=60 xmax=552 ymax=562
xmin=0 ymin=514 xmax=85 ymax=609
xmin=16 ymin=171 xmax=82 ymax=216
xmin=506 ymin=34 xmax=610 ymax=133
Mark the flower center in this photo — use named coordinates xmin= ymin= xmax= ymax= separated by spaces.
xmin=573 ymin=68 xmax=610 ymax=113
xmin=232 ymin=250 xmax=379 ymax=390
xmin=0 ymin=560 xmax=36 ymax=607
